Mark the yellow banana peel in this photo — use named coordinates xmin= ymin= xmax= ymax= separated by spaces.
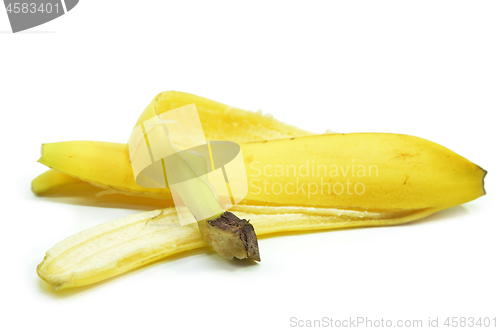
xmin=134 ymin=91 xmax=312 ymax=142
xmin=37 ymin=205 xmax=439 ymax=290
xmin=36 ymin=134 xmax=486 ymax=214
xmin=31 ymin=168 xmax=82 ymax=195
xmin=33 ymin=91 xmax=311 ymax=195
xmin=34 ymin=91 xmax=487 ymax=290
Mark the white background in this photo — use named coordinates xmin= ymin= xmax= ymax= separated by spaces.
xmin=1 ymin=1 xmax=498 ymax=330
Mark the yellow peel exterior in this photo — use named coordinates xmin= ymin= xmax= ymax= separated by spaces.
xmin=36 ymin=133 xmax=486 ymax=214
xmin=34 ymin=91 xmax=487 ymax=290
xmin=241 ymin=133 xmax=486 ymax=211
xmin=31 ymin=169 xmax=82 ymax=195
xmin=33 ymin=91 xmax=311 ymax=195
xmin=135 ymin=91 xmax=312 ymax=142
xmin=37 ymin=141 xmax=173 ymax=200
xmin=37 ymin=205 xmax=439 ymax=290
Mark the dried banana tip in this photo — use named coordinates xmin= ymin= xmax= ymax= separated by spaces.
xmin=202 ymin=211 xmax=260 ymax=262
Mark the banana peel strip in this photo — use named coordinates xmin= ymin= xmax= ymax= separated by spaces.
xmin=37 ymin=205 xmax=438 ymax=290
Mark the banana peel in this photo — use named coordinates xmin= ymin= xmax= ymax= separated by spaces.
xmin=135 ymin=91 xmax=312 ymax=142
xmin=36 ymin=134 xmax=486 ymax=213
xmin=35 ymin=135 xmax=486 ymax=290
xmin=34 ymin=91 xmax=487 ymax=290
xmin=37 ymin=205 xmax=440 ymax=290
xmin=31 ymin=169 xmax=82 ymax=195
xmin=33 ymin=91 xmax=311 ymax=195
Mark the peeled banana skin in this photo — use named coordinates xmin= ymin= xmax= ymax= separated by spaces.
xmin=37 ymin=205 xmax=441 ymax=290
xmin=36 ymin=134 xmax=486 ymax=215
xmin=135 ymin=91 xmax=312 ymax=141
xmin=33 ymin=90 xmax=311 ymax=195
xmin=31 ymin=169 xmax=82 ymax=195
xmin=34 ymin=91 xmax=486 ymax=290
xmin=35 ymin=133 xmax=485 ymax=291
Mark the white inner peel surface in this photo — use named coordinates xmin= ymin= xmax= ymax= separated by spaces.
xmin=38 ymin=204 xmax=435 ymax=289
